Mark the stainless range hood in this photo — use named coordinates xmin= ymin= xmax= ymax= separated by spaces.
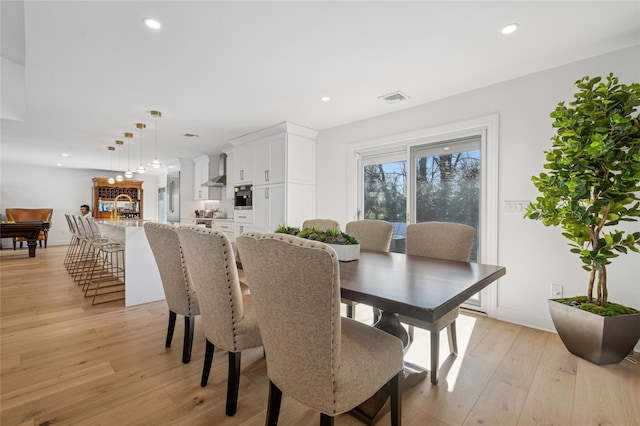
xmin=201 ymin=153 xmax=227 ymax=187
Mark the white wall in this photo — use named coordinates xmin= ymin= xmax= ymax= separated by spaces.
xmin=0 ymin=162 xmax=161 ymax=248
xmin=315 ymin=46 xmax=640 ymax=334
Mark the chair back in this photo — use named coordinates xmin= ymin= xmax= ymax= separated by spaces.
xmin=177 ymin=226 xmax=260 ymax=351
xmin=144 ymin=222 xmax=199 ymax=317
xmin=301 ymin=218 xmax=340 ymax=230
xmin=236 ymin=232 xmax=341 ymax=411
xmin=65 ymin=214 xmax=76 ymax=235
xmin=72 ymin=215 xmax=87 ymax=240
xmin=6 ymin=208 xmax=53 ymax=222
xmin=85 ymin=218 xmax=103 ymax=241
xmin=78 ymin=215 xmax=102 ymax=243
xmin=345 ymin=220 xmax=393 ymax=252
xmin=406 ymin=221 xmax=475 ymax=261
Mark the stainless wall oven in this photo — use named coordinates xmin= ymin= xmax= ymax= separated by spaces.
xmin=234 ymin=185 xmax=253 ymax=209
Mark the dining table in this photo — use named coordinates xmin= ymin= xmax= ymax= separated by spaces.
xmin=339 ymin=250 xmax=506 ymax=424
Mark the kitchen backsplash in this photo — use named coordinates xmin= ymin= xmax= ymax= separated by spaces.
xmin=203 ymin=199 xmax=233 ymax=219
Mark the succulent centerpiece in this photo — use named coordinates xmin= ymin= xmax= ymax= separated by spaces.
xmin=275 ymin=225 xmax=360 ymax=261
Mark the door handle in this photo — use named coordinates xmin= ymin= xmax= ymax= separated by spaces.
xmin=169 ymin=181 xmax=174 ymax=212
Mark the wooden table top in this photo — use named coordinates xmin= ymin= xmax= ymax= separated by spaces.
xmin=0 ymin=221 xmax=46 ymax=237
xmin=339 ymin=250 xmax=506 ymax=323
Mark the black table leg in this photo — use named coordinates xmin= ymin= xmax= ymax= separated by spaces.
xmin=27 ymin=239 xmax=37 ymax=257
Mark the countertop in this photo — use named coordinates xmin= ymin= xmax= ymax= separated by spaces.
xmin=181 ymin=217 xmax=233 ymax=222
xmin=96 ymin=220 xmax=151 ymax=228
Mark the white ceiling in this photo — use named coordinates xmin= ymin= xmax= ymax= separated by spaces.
xmin=1 ymin=1 xmax=639 ymax=173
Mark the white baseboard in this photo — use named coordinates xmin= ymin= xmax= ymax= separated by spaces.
xmin=496 ymin=306 xmax=555 ymax=333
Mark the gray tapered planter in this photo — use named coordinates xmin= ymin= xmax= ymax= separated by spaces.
xmin=548 ymin=299 xmax=640 ymax=365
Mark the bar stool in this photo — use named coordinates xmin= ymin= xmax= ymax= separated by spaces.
xmin=63 ymin=214 xmax=82 ymax=270
xmin=68 ymin=215 xmax=98 ymax=285
xmin=82 ymin=218 xmax=126 ymax=305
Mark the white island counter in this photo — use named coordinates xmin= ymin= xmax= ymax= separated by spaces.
xmin=96 ymin=220 xmax=165 ymax=307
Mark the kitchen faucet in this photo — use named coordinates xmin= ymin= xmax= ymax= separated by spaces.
xmin=111 ymin=194 xmax=133 ymax=220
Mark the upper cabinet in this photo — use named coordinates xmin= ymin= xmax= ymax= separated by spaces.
xmin=231 ymin=144 xmax=253 ymax=185
xmin=253 ymin=136 xmax=286 ymax=185
xmin=227 ymin=122 xmax=318 ymax=233
xmin=228 ymin=121 xmax=317 ymax=187
xmin=193 ymin=155 xmax=222 ymax=201
xmin=223 ymin=149 xmax=235 ymax=200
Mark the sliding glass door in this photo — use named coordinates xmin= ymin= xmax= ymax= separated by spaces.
xmin=412 ymin=136 xmax=481 ymax=262
xmin=357 ymin=131 xmax=489 ymax=311
xmin=357 ymin=150 xmax=407 ymax=253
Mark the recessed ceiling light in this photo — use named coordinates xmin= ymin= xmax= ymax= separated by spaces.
xmin=501 ymin=23 xmax=519 ymax=35
xmin=56 ymin=163 xmax=63 ymax=166
xmin=321 ymin=96 xmax=331 ymax=102
xmin=144 ymin=18 xmax=162 ymax=30
xmin=62 ymin=153 xmax=69 ymax=157
xmin=443 ymin=147 xmax=450 ymax=151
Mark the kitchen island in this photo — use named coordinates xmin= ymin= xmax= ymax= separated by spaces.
xmin=96 ymin=220 xmax=164 ymax=307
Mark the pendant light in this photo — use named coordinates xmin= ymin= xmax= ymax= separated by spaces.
xmin=124 ymin=132 xmax=134 ymax=178
xmin=107 ymin=146 xmax=116 ymax=184
xmin=150 ymin=110 xmax=162 ymax=168
xmin=115 ymin=140 xmax=124 ymax=182
xmin=136 ymin=123 xmax=146 ymax=174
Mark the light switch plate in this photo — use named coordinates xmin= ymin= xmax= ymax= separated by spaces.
xmin=504 ymin=200 xmax=530 ymax=214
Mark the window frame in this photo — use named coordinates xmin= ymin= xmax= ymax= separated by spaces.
xmin=347 ymin=114 xmax=499 ymax=316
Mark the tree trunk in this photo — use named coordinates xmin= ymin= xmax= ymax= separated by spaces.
xmin=587 ymin=266 xmax=596 ymax=303
xmin=597 ymin=265 xmax=607 ymax=305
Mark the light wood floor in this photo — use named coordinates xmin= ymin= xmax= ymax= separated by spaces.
xmin=1 ymin=245 xmax=639 ymax=426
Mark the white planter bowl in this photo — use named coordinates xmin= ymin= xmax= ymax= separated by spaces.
xmin=328 ymin=243 xmax=360 ymax=262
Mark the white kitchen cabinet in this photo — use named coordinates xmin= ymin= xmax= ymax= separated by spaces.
xmin=212 ymin=221 xmax=235 ymax=242
xmin=233 ymin=222 xmax=254 ymax=238
xmin=253 ymin=136 xmax=286 ymax=185
xmin=223 ymin=149 xmax=234 ymax=200
xmin=193 ymin=155 xmax=221 ymax=201
xmin=253 ymin=183 xmax=316 ymax=232
xmin=232 ymin=144 xmax=253 ymax=184
xmin=228 ymin=122 xmax=318 ymax=231
xmin=253 ymin=184 xmax=285 ymax=232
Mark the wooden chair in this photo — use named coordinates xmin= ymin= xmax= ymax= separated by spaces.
xmin=144 ymin=222 xmax=200 ymax=364
xmin=344 ymin=220 xmax=394 ymax=320
xmin=402 ymin=221 xmax=475 ymax=384
xmin=6 ymin=208 xmax=53 ymax=249
xmin=176 ymin=226 xmax=262 ymax=416
xmin=236 ymin=232 xmax=403 ymax=426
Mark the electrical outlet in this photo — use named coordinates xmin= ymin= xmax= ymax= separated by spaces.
xmin=551 ymin=284 xmax=563 ymax=298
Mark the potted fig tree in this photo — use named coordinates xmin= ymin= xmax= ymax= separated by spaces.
xmin=525 ymin=73 xmax=640 ymax=364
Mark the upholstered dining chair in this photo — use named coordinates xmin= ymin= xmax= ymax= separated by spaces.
xmin=301 ymin=218 xmax=340 ymax=230
xmin=236 ymin=232 xmax=403 ymax=426
xmin=344 ymin=219 xmax=394 ymax=320
xmin=403 ymin=221 xmax=475 ymax=383
xmin=144 ymin=222 xmax=200 ymax=364
xmin=176 ymin=226 xmax=262 ymax=417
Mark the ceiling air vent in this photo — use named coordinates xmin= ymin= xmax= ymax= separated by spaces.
xmin=184 ymin=133 xmax=200 ymax=138
xmin=379 ymin=90 xmax=411 ymax=104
